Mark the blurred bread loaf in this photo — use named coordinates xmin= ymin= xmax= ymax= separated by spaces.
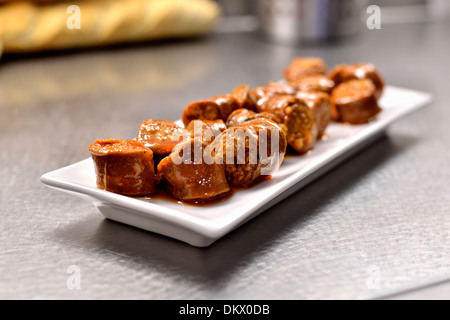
xmin=0 ymin=0 xmax=221 ymax=53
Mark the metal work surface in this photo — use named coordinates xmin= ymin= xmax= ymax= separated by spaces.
xmin=1 ymin=20 xmax=449 ymax=300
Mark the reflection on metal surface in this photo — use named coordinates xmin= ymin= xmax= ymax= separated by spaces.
xmin=216 ymin=15 xmax=259 ymax=34
xmin=0 ymin=44 xmax=217 ymax=106
xmin=256 ymin=0 xmax=364 ymax=44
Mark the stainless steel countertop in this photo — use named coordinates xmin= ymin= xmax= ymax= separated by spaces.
xmin=1 ymin=19 xmax=449 ymax=300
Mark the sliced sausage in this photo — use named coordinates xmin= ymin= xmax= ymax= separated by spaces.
xmin=181 ymin=93 xmax=240 ymax=127
xmin=290 ymin=74 xmax=335 ymax=94
xmin=296 ymin=91 xmax=332 ymax=139
xmin=231 ymin=84 xmax=251 ymax=109
xmin=331 ymin=79 xmax=381 ymax=124
xmin=256 ymin=94 xmax=318 ymax=154
xmin=185 ymin=119 xmax=227 ymax=145
xmin=89 ymin=139 xmax=157 ymax=196
xmin=226 ymin=108 xmax=279 ymax=128
xmin=284 ymin=57 xmax=327 ymax=82
xmin=156 ymin=139 xmax=231 ymax=202
xmin=207 ymin=118 xmax=287 ymax=187
xmin=328 ymin=63 xmax=384 ymax=99
xmin=246 ymin=82 xmax=297 ymax=111
xmin=137 ymin=119 xmax=189 ymax=157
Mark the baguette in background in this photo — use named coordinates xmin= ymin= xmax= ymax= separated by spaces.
xmin=0 ymin=0 xmax=221 ymax=53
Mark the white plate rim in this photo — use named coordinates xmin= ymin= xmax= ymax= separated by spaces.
xmin=40 ymin=86 xmax=433 ymax=247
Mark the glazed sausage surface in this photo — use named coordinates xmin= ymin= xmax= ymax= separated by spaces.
xmin=284 ymin=57 xmax=327 ymax=82
xmin=331 ymin=79 xmax=381 ymax=124
xmin=207 ymin=118 xmax=287 ymax=187
xmin=296 ymin=91 xmax=332 ymax=139
xmin=328 ymin=63 xmax=384 ymax=99
xmin=185 ymin=119 xmax=227 ymax=145
xmin=230 ymin=84 xmax=251 ymax=109
xmin=181 ymin=94 xmax=240 ymax=127
xmin=89 ymin=139 xmax=157 ymax=196
xmin=137 ymin=119 xmax=189 ymax=156
xmin=290 ymin=74 xmax=335 ymax=94
xmin=256 ymin=94 xmax=318 ymax=154
xmin=245 ymin=82 xmax=297 ymax=111
xmin=157 ymin=138 xmax=231 ymax=202
xmin=226 ymin=108 xmax=279 ymax=128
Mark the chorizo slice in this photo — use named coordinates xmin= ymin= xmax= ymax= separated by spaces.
xmin=156 ymin=139 xmax=231 ymax=202
xmin=328 ymin=63 xmax=384 ymax=99
xmin=89 ymin=139 xmax=157 ymax=196
xmin=181 ymin=93 xmax=241 ymax=127
xmin=257 ymin=95 xmax=318 ymax=154
xmin=290 ymin=74 xmax=335 ymax=94
xmin=207 ymin=118 xmax=287 ymax=187
xmin=331 ymin=79 xmax=381 ymax=124
xmin=231 ymin=84 xmax=251 ymax=109
xmin=181 ymin=99 xmax=222 ymax=127
xmin=284 ymin=57 xmax=327 ymax=82
xmin=296 ymin=91 xmax=332 ymax=139
xmin=185 ymin=119 xmax=227 ymax=145
xmin=226 ymin=108 xmax=279 ymax=128
xmin=137 ymin=119 xmax=189 ymax=157
xmin=246 ymin=82 xmax=297 ymax=111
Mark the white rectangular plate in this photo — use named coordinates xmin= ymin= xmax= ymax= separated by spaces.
xmin=41 ymin=86 xmax=432 ymax=247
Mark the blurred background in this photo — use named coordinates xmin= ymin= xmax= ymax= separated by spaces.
xmin=0 ymin=0 xmax=449 ymax=56
xmin=0 ymin=0 xmax=448 ymax=135
xmin=215 ymin=0 xmax=450 ymax=39
xmin=215 ymin=0 xmax=450 ymax=18
xmin=0 ymin=0 xmax=448 ymax=107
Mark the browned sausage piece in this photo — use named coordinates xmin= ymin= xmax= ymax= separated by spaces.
xmin=261 ymin=81 xmax=298 ymax=96
xmin=231 ymin=84 xmax=251 ymax=109
xmin=181 ymin=99 xmax=221 ymax=127
xmin=257 ymin=95 xmax=318 ymax=154
xmin=331 ymin=79 xmax=381 ymax=124
xmin=328 ymin=63 xmax=384 ymax=99
xmin=296 ymin=91 xmax=332 ymax=139
xmin=246 ymin=82 xmax=297 ymax=111
xmin=89 ymin=139 xmax=157 ymax=196
xmin=156 ymin=139 xmax=231 ymax=202
xmin=290 ymin=74 xmax=335 ymax=94
xmin=185 ymin=119 xmax=227 ymax=145
xmin=181 ymin=94 xmax=240 ymax=127
xmin=137 ymin=119 xmax=189 ymax=157
xmin=207 ymin=118 xmax=287 ymax=187
xmin=284 ymin=57 xmax=327 ymax=82
xmin=226 ymin=108 xmax=279 ymax=128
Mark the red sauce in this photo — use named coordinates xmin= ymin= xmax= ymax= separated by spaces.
xmin=141 ymin=190 xmax=234 ymax=207
xmin=283 ymin=133 xmax=328 ymax=159
xmin=138 ymin=174 xmax=273 ymax=207
xmin=284 ymin=146 xmax=313 ymax=159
